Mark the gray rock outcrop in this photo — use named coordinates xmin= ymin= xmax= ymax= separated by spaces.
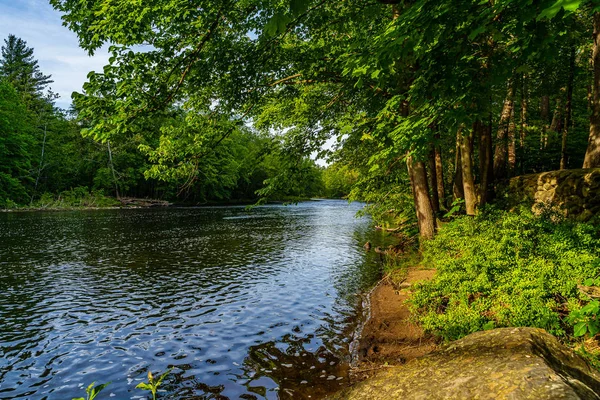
xmin=331 ymin=327 xmax=600 ymax=399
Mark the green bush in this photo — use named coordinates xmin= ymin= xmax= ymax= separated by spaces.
xmin=410 ymin=206 xmax=600 ymax=341
xmin=31 ymin=187 xmax=120 ymax=209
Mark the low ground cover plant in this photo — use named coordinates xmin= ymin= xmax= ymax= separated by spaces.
xmin=410 ymin=207 xmax=600 ymax=342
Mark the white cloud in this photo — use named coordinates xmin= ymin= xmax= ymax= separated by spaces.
xmin=0 ymin=0 xmax=110 ymax=109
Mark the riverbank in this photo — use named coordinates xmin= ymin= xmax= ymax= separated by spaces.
xmin=330 ymin=206 xmax=600 ymax=398
xmin=349 ymin=266 xmax=438 ymax=382
xmin=1 ymin=196 xmax=334 ymax=212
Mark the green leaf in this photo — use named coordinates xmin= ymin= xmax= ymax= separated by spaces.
xmin=584 ymin=278 xmax=595 ymax=286
xmin=588 ymin=321 xmax=600 ymax=337
xmin=290 ymin=0 xmax=310 ymax=16
xmin=156 ymin=368 xmax=173 ymax=385
xmin=90 ymin=382 xmax=111 ymax=398
xmin=574 ymin=321 xmax=588 ymax=337
xmin=264 ymin=12 xmax=292 ymax=37
xmin=136 ymin=382 xmax=153 ymax=390
xmin=581 ymin=300 xmax=600 ymax=315
xmin=538 ymin=0 xmax=583 ymax=20
xmin=468 ymin=26 xmax=486 ymax=41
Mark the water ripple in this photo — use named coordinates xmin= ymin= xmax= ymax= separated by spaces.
xmin=0 ymin=200 xmax=392 ymax=399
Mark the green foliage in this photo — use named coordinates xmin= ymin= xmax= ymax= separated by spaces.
xmin=569 ymin=299 xmax=600 ymax=337
xmin=322 ymin=163 xmax=358 ymax=199
xmin=0 ymin=79 xmax=33 ymax=203
xmin=72 ymin=381 xmax=110 ymax=400
xmin=410 ymin=207 xmax=600 ymax=341
xmin=136 ymin=369 xmax=172 ymax=400
xmin=568 ymin=276 xmax=600 ymax=337
xmin=0 ymin=34 xmax=53 ymax=103
xmin=443 ymin=198 xmax=465 ymax=219
xmin=30 ymin=187 xmax=120 ymax=209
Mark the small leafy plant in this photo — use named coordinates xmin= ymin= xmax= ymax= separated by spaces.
xmin=569 ymin=277 xmax=600 ymax=338
xmin=72 ymin=381 xmax=111 ymax=400
xmin=136 ymin=368 xmax=172 ymax=400
xmin=443 ymin=198 xmax=464 ymax=219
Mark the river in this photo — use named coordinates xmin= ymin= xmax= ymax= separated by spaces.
xmin=0 ymin=200 xmax=390 ymax=399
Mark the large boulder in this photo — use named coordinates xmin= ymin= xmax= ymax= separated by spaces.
xmin=331 ymin=327 xmax=600 ymax=399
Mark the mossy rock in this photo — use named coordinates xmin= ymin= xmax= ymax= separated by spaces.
xmin=330 ymin=327 xmax=600 ymax=400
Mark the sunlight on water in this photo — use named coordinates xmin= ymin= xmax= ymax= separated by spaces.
xmin=0 ymin=200 xmax=391 ymax=399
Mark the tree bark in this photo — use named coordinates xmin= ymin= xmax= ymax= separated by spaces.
xmin=493 ymin=82 xmax=515 ymax=181
xmin=460 ymin=125 xmax=477 ymax=215
xmin=427 ymin=146 xmax=440 ymax=214
xmin=584 ymin=12 xmax=600 ymax=168
xmin=561 ymin=47 xmax=575 ymax=170
xmin=520 ymin=75 xmax=528 ymax=148
xmin=550 ymin=96 xmax=563 ymax=134
xmin=107 ymin=140 xmax=120 ymax=199
xmin=434 ymin=136 xmax=446 ymax=210
xmin=541 ymin=95 xmax=550 ymax=149
xmin=508 ymin=106 xmax=516 ymax=176
xmin=453 ymin=129 xmax=464 ymax=201
xmin=479 ymin=120 xmax=493 ymax=205
xmin=31 ymin=123 xmax=47 ymax=204
xmin=407 ymin=155 xmax=436 ymax=240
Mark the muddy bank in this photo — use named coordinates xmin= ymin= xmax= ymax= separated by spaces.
xmin=349 ymin=267 xmax=438 ymax=382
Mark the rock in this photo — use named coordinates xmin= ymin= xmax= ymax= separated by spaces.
xmin=502 ymin=169 xmax=600 ymax=221
xmin=330 ymin=327 xmax=600 ymax=400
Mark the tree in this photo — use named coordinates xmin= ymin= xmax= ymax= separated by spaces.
xmin=0 ymin=80 xmax=34 ymax=204
xmin=49 ymin=0 xmax=599 ymax=238
xmin=0 ymin=34 xmax=53 ymax=104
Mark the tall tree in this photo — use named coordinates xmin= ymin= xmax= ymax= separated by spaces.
xmin=584 ymin=12 xmax=600 ymax=168
xmin=0 ymin=80 xmax=34 ymax=203
xmin=0 ymin=35 xmax=53 ymax=103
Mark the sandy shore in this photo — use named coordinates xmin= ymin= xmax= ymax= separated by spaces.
xmin=350 ymin=267 xmax=438 ymax=381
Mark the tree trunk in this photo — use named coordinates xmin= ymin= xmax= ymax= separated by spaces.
xmin=561 ymin=47 xmax=575 ymax=170
xmin=31 ymin=123 xmax=47 ymax=204
xmin=541 ymin=95 xmax=550 ymax=149
xmin=550 ymin=96 xmax=563 ymax=134
xmin=479 ymin=120 xmax=493 ymax=205
xmin=508 ymin=106 xmax=516 ymax=176
xmin=434 ymin=138 xmax=446 ymax=210
xmin=427 ymin=146 xmax=440 ymax=214
xmin=107 ymin=140 xmax=120 ymax=199
xmin=460 ymin=125 xmax=477 ymax=215
xmin=584 ymin=12 xmax=600 ymax=168
xmin=453 ymin=130 xmax=464 ymax=201
xmin=520 ymin=75 xmax=528 ymax=148
xmin=407 ymin=155 xmax=436 ymax=240
xmin=493 ymin=82 xmax=515 ymax=181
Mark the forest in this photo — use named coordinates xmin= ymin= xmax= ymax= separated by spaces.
xmin=0 ymin=34 xmax=343 ymax=208
xmin=0 ymin=0 xmax=598 ymax=218
xmin=3 ymin=0 xmax=600 ymax=384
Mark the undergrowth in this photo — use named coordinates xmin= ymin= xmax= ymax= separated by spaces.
xmin=408 ymin=206 xmax=600 ymax=344
xmin=31 ymin=187 xmax=120 ymax=209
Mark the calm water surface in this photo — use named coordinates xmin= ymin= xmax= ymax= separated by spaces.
xmin=0 ymin=200 xmax=390 ymax=399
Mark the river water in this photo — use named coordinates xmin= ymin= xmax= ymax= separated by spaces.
xmin=0 ymin=200 xmax=390 ymax=399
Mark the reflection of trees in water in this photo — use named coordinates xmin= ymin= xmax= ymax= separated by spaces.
xmin=241 ymin=333 xmax=349 ymax=400
xmin=162 ymin=363 xmax=228 ymax=399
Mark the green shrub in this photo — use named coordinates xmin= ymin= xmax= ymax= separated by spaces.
xmin=31 ymin=187 xmax=120 ymax=209
xmin=410 ymin=206 xmax=600 ymax=341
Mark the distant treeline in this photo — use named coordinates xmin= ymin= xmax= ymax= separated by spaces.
xmin=0 ymin=35 xmax=356 ymax=208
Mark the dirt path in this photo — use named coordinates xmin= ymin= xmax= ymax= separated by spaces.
xmin=351 ymin=267 xmax=438 ymax=380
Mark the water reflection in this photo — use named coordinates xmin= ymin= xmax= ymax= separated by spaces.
xmin=0 ymin=201 xmax=391 ymax=399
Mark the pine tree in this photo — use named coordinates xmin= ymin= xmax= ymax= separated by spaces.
xmin=0 ymin=34 xmax=53 ymax=102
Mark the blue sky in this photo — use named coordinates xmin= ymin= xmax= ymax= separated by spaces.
xmin=0 ymin=0 xmax=109 ymax=109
